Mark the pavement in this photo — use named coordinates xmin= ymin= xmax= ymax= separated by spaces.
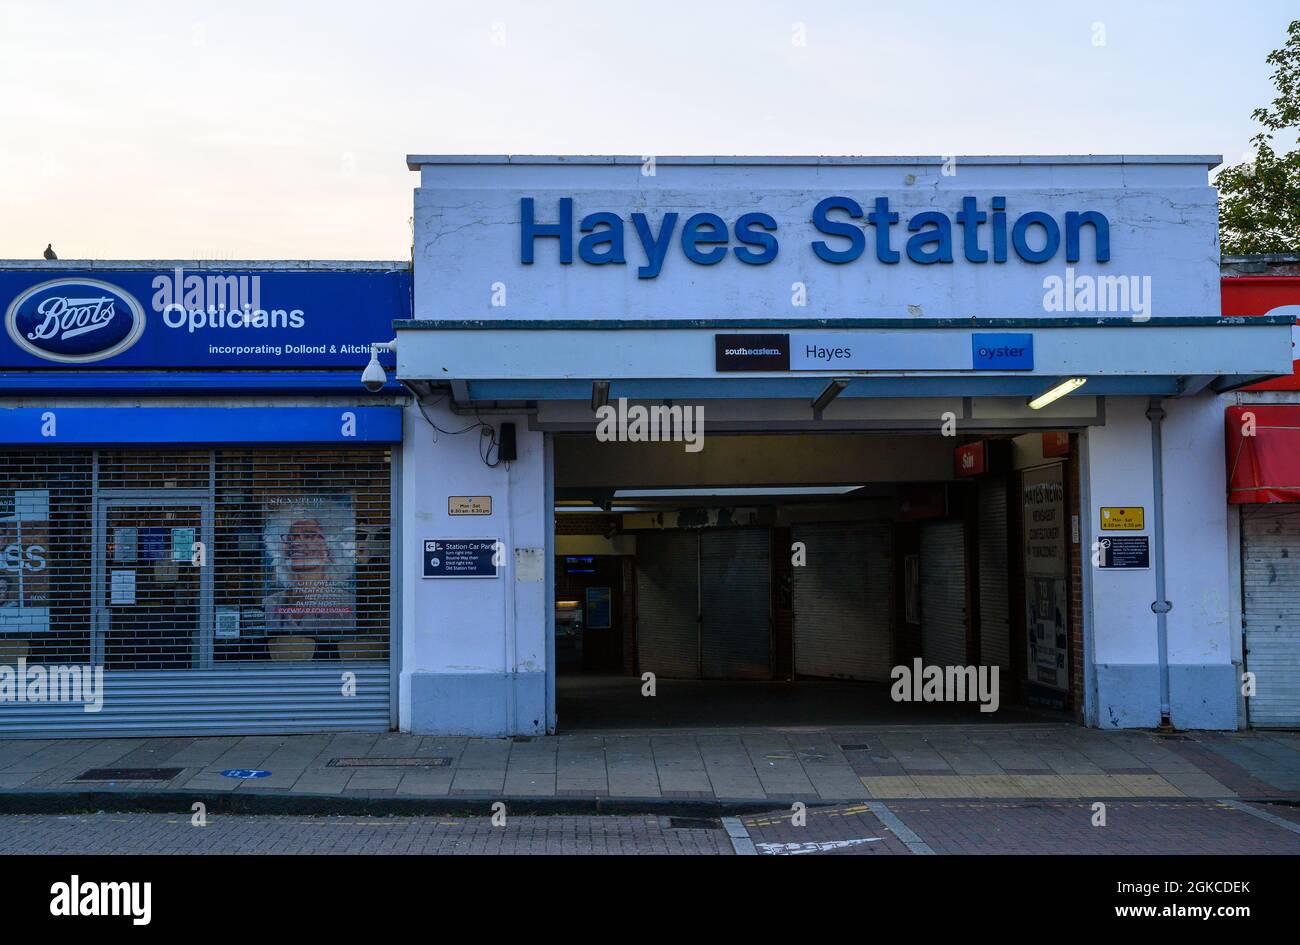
xmin=1 ymin=799 xmax=1298 ymax=855
xmin=0 ymin=723 xmax=1297 ymax=813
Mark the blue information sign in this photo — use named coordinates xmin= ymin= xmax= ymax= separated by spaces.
xmin=971 ymin=333 xmax=1034 ymax=370
xmin=422 ymin=539 xmax=500 ymax=579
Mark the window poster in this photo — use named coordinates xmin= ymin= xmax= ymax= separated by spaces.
xmin=110 ymin=569 xmax=137 ymax=606
xmin=1022 ymin=465 xmax=1068 ymax=695
xmin=0 ymin=489 xmax=50 ymax=632
xmin=262 ymin=495 xmax=356 ymax=639
xmin=171 ymin=527 xmax=196 ymax=562
xmin=585 ymin=586 xmax=612 ymax=630
xmin=140 ymin=527 xmax=169 ymax=560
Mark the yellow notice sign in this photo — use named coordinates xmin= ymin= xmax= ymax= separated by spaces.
xmin=1100 ymin=507 xmax=1144 ymax=530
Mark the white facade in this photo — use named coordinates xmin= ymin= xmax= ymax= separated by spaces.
xmin=398 ymin=400 xmax=549 ymax=735
xmin=395 ymin=155 xmax=1294 ymax=734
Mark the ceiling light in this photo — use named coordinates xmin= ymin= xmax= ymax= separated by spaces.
xmin=1028 ymin=377 xmax=1086 ymax=410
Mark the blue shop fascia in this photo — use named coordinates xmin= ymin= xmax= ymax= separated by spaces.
xmin=0 ymin=261 xmax=410 ymax=738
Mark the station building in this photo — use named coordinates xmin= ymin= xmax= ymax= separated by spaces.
xmin=2 ymin=155 xmax=1296 ymax=737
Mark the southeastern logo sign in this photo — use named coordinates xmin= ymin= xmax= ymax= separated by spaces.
xmin=5 ymin=278 xmax=145 ymax=363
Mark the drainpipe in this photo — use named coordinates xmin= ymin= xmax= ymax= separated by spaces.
xmin=1146 ymin=398 xmax=1173 ymax=727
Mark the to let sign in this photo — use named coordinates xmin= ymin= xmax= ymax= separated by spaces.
xmin=422 ymin=539 xmax=500 ymax=579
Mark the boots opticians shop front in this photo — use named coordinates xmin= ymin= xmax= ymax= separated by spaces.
xmin=390 ymin=154 xmax=1292 ymax=737
xmin=0 ymin=263 xmax=407 ymax=736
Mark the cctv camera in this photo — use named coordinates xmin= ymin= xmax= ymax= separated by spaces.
xmin=361 ymin=356 xmax=387 ymax=392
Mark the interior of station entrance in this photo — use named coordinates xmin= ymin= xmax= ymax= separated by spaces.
xmin=553 ymin=430 xmax=1080 ymax=731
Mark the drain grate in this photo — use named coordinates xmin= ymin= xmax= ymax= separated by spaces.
xmin=72 ymin=767 xmax=184 ymax=782
xmin=668 ymin=816 xmax=719 ymax=830
xmin=326 ymin=757 xmax=452 ymax=768
xmin=838 ymin=743 xmax=872 ymax=752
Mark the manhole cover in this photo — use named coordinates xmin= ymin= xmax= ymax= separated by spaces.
xmin=326 ymin=757 xmax=452 ymax=768
xmin=72 ymin=767 xmax=184 ymax=782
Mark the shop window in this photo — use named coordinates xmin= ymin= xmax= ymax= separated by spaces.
xmin=0 ymin=451 xmax=94 ymax=666
xmin=0 ymin=448 xmax=391 ymax=672
xmin=214 ymin=450 xmax=391 ymax=664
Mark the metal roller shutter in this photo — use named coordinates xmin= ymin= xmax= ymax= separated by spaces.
xmin=977 ymin=479 xmax=1012 ymax=673
xmin=700 ymin=528 xmax=771 ymax=680
xmin=635 ymin=530 xmax=700 ymax=678
xmin=0 ymin=447 xmax=393 ymax=737
xmin=920 ymin=519 xmax=967 ymax=668
xmin=1241 ymin=505 xmax=1300 ymax=727
xmin=791 ymin=522 xmax=892 ymax=681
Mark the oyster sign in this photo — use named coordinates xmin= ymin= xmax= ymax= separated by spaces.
xmin=4 ymin=278 xmax=145 ymax=363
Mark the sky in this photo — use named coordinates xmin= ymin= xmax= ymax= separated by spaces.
xmin=0 ymin=0 xmax=1295 ymax=260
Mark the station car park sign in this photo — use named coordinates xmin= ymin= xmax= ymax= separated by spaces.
xmin=422 ymin=538 xmax=500 ymax=579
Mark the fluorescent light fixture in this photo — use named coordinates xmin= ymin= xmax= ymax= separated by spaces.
xmin=553 ymin=505 xmax=661 ymax=513
xmin=612 ymin=486 xmax=863 ymax=498
xmin=1028 ymin=377 xmax=1087 ymax=410
xmin=591 ymin=380 xmax=611 ymax=411
xmin=811 ymin=377 xmax=850 ymax=412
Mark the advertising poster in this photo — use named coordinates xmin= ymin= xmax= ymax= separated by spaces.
xmin=585 ymin=587 xmax=612 ymax=630
xmin=262 ymin=495 xmax=356 ymax=639
xmin=1022 ymin=465 xmax=1069 ymax=696
xmin=0 ymin=489 xmax=51 ymax=632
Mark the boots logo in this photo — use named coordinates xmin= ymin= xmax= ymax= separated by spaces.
xmin=5 ymin=279 xmax=146 ymax=363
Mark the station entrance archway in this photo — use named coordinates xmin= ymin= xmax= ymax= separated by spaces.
xmin=551 ymin=428 xmax=1081 ymax=731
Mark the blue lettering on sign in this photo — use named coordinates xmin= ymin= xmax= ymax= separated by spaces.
xmin=520 ymin=197 xmax=1110 ymax=276
xmin=971 ymin=333 xmax=1034 ymax=370
xmin=222 ymin=769 xmax=271 ymax=779
xmin=5 ymin=278 xmax=145 ymax=363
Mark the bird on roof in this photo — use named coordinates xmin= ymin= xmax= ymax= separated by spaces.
xmin=43 ymin=243 xmax=57 ymax=260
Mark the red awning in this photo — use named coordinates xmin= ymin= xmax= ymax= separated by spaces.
xmin=1226 ymin=405 xmax=1300 ymax=504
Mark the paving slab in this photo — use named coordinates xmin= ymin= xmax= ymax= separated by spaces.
xmin=0 ymin=724 xmax=1296 ymax=812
